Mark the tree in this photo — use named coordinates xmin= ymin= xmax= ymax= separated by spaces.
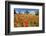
xmin=25 ymin=10 xmax=29 ymax=14
xmin=35 ymin=10 xmax=39 ymax=16
xmin=14 ymin=9 xmax=16 ymax=14
xmin=18 ymin=10 xmax=21 ymax=14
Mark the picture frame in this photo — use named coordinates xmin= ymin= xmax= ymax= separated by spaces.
xmin=5 ymin=1 xmax=45 ymax=35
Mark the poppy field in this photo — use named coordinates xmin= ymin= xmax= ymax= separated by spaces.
xmin=14 ymin=14 xmax=39 ymax=27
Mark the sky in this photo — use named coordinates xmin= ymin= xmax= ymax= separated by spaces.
xmin=14 ymin=8 xmax=39 ymax=14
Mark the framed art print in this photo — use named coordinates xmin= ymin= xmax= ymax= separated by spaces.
xmin=5 ymin=1 xmax=45 ymax=35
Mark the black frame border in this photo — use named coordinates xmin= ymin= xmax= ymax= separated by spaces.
xmin=5 ymin=1 xmax=45 ymax=35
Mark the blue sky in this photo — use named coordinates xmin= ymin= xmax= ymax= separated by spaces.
xmin=14 ymin=8 xmax=39 ymax=14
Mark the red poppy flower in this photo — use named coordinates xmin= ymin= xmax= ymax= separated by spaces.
xmin=24 ymin=20 xmax=28 ymax=27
